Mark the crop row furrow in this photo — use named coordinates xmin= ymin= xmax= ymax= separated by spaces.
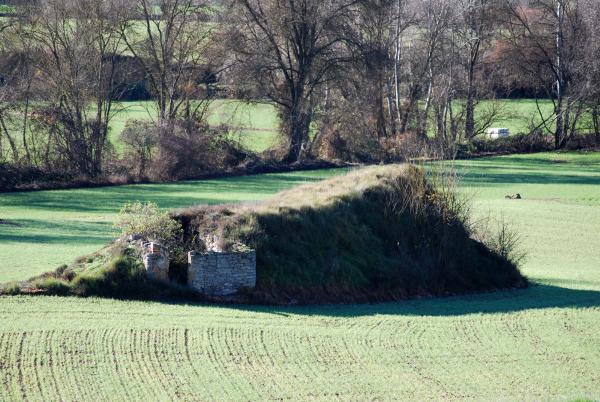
xmin=0 ymin=332 xmax=9 ymax=401
xmin=244 ymin=327 xmax=294 ymax=399
xmin=205 ymin=326 xmax=239 ymax=400
xmin=124 ymin=328 xmax=152 ymax=399
xmin=0 ymin=332 xmax=27 ymax=401
xmin=102 ymin=327 xmax=137 ymax=400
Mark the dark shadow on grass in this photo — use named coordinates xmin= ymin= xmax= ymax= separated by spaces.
xmin=0 ymin=232 xmax=111 ymax=244
xmin=452 ymin=156 xmax=600 ymax=187
xmin=163 ymin=283 xmax=600 ymax=318
xmin=461 ymin=172 xmax=600 ymax=187
xmin=0 ymin=172 xmax=341 ymax=214
xmin=0 ymin=219 xmax=113 ymax=245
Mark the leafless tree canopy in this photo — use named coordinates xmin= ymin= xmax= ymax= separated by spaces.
xmin=1 ymin=0 xmax=600 ymax=181
xmin=227 ymin=0 xmax=353 ymax=162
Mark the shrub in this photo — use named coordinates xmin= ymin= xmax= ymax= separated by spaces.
xmin=120 ymin=120 xmax=160 ymax=179
xmin=114 ymin=202 xmax=183 ymax=251
xmin=1 ymin=282 xmax=22 ymax=295
xmin=474 ymin=216 xmax=527 ymax=268
xmin=565 ymin=133 xmax=600 ymax=150
xmin=32 ymin=277 xmax=72 ymax=295
xmin=0 ymin=163 xmax=75 ymax=191
xmin=151 ymin=119 xmax=227 ymax=181
xmin=314 ymin=127 xmax=384 ymax=163
xmin=118 ymin=118 xmax=252 ymax=182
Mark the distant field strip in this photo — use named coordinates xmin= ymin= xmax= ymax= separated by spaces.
xmin=2 ymin=99 xmax=595 ymax=158
xmin=109 ymin=100 xmax=280 ymax=153
xmin=106 ymin=99 xmax=595 ymax=153
xmin=1 ymin=152 xmax=600 ymax=400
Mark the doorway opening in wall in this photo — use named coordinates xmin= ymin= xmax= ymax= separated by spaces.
xmin=169 ymin=262 xmax=188 ymax=286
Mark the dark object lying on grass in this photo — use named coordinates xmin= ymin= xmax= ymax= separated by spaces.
xmin=0 ymin=219 xmax=21 ymax=226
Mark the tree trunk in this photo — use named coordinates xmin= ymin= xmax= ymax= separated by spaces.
xmin=399 ymin=85 xmax=419 ymax=133
xmin=555 ymin=0 xmax=565 ymax=150
xmin=555 ymin=96 xmax=565 ymax=149
xmin=375 ymin=77 xmax=387 ymax=139
xmin=386 ymin=79 xmax=397 ymax=136
xmin=592 ymin=105 xmax=600 ymax=144
xmin=0 ymin=113 xmax=19 ymax=163
xmin=419 ymin=72 xmax=433 ymax=139
xmin=283 ymin=109 xmax=311 ymax=164
xmin=393 ymin=0 xmax=403 ymax=126
xmin=21 ymin=83 xmax=32 ymax=163
xmin=435 ymin=102 xmax=446 ymax=144
xmin=465 ymin=74 xmax=476 ymax=140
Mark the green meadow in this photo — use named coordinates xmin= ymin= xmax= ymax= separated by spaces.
xmin=0 ymin=152 xmax=599 ymax=400
xmin=105 ymin=98 xmax=587 ymax=154
xmin=109 ymin=100 xmax=280 ymax=153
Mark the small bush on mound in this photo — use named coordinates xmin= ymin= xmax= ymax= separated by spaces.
xmin=0 ymin=282 xmax=22 ymax=296
xmin=31 ymin=278 xmax=72 ymax=295
xmin=115 ymin=202 xmax=183 ymax=253
xmin=177 ymin=165 xmax=527 ymax=304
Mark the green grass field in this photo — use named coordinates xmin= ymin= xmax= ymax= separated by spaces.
xmin=0 ymin=5 xmax=16 ymax=14
xmin=109 ymin=100 xmax=280 ymax=153
xmin=1 ymin=152 xmax=599 ymax=400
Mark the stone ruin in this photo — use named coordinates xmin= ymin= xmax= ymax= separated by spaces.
xmin=141 ymin=242 xmax=170 ymax=283
xmin=140 ymin=241 xmax=256 ymax=296
xmin=188 ymin=250 xmax=256 ymax=296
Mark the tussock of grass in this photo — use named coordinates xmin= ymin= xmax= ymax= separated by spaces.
xmin=177 ymin=164 xmax=526 ymax=304
xmin=0 ymin=282 xmax=21 ymax=296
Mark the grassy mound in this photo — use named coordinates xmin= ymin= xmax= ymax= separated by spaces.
xmin=176 ymin=165 xmax=526 ymax=303
xmin=2 ymin=164 xmax=526 ymax=304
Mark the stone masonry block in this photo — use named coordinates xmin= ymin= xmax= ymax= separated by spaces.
xmin=188 ymin=250 xmax=256 ymax=296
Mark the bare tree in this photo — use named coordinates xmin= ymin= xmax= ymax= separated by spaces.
xmin=400 ymin=0 xmax=454 ymax=136
xmin=118 ymin=0 xmax=217 ymax=123
xmin=504 ymin=0 xmax=591 ymax=148
xmin=0 ymin=12 xmax=20 ymax=163
xmin=456 ymin=0 xmax=497 ymax=139
xmin=229 ymin=0 xmax=352 ymax=163
xmin=17 ymin=0 xmax=129 ymax=175
xmin=342 ymin=0 xmax=413 ymax=139
xmin=579 ymin=0 xmax=600 ymax=143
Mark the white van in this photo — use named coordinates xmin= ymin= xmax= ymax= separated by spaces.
xmin=486 ymin=128 xmax=510 ymax=139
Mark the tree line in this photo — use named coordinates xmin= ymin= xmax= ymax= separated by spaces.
xmin=1 ymin=0 xmax=599 ymax=183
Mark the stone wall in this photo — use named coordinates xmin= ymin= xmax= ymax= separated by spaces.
xmin=142 ymin=242 xmax=170 ymax=283
xmin=188 ymin=250 xmax=256 ymax=296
